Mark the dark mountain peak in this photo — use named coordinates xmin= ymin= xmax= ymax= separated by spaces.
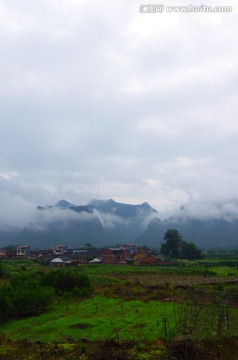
xmin=70 ymin=205 xmax=92 ymax=214
xmin=139 ymin=202 xmax=158 ymax=213
xmin=36 ymin=205 xmax=53 ymax=210
xmin=141 ymin=202 xmax=150 ymax=207
xmin=55 ymin=200 xmax=92 ymax=214
xmin=89 ymin=199 xmax=116 ymax=207
xmin=37 ymin=205 xmax=44 ymax=210
xmin=55 ymin=200 xmax=75 ymax=209
xmin=108 ymin=198 xmax=116 ymax=204
xmin=87 ymin=199 xmax=158 ymax=219
xmin=88 ymin=199 xmax=118 ymax=214
xmin=38 ymin=199 xmax=158 ymax=218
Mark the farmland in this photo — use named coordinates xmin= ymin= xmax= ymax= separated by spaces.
xmin=1 ymin=260 xmax=238 ymax=359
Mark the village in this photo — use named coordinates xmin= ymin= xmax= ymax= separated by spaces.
xmin=0 ymin=243 xmax=177 ymax=266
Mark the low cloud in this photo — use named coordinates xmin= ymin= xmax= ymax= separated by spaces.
xmin=175 ymin=199 xmax=238 ymax=222
xmin=0 ymin=192 xmax=35 ymax=231
xmin=93 ymin=209 xmax=129 ymax=229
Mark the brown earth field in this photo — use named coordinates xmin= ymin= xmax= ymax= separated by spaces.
xmin=93 ymin=272 xmax=238 ymax=306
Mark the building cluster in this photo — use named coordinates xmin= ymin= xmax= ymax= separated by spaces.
xmin=0 ymin=243 xmax=176 ymax=266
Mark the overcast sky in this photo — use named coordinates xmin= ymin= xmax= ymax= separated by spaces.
xmin=0 ymin=0 xmax=238 ymax=220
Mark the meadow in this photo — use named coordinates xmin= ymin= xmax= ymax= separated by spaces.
xmin=1 ymin=259 xmax=238 ymax=359
xmin=1 ymin=297 xmax=177 ymax=342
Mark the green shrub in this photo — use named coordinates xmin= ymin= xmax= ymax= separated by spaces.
xmin=0 ymin=272 xmax=53 ymax=320
xmin=0 ymin=285 xmax=53 ymax=319
xmin=42 ymin=269 xmax=92 ymax=295
xmin=0 ymin=261 xmax=6 ymax=278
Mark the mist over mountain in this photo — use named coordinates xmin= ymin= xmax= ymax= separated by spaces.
xmin=1 ymin=198 xmax=238 ymax=249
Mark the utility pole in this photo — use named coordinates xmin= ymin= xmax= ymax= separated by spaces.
xmin=178 ymin=233 xmax=183 ymax=266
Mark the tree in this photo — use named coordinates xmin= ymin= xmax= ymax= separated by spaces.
xmin=183 ymin=242 xmax=203 ymax=260
xmin=160 ymin=229 xmax=181 ymax=258
xmin=160 ymin=229 xmax=203 ymax=260
xmin=84 ymin=243 xmax=93 ymax=249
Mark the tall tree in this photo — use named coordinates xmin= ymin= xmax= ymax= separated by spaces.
xmin=160 ymin=229 xmax=181 ymax=258
xmin=161 ymin=229 xmax=202 ymax=260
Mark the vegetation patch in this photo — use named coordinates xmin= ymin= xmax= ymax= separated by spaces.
xmin=0 ymin=297 xmax=178 ymax=342
xmin=1 ymin=258 xmax=238 ymax=358
xmin=69 ymin=323 xmax=92 ymax=329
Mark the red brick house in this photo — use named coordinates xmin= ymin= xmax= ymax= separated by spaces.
xmin=138 ymin=254 xmax=164 ymax=265
xmin=102 ymin=247 xmax=128 ymax=264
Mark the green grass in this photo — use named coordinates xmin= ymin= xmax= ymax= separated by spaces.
xmin=2 ymin=259 xmax=238 ymax=345
xmin=5 ymin=295 xmax=237 ymax=343
xmin=207 ymin=266 xmax=238 ymax=276
xmin=0 ymin=296 xmax=178 ymax=342
xmin=3 ymin=259 xmax=238 ymax=278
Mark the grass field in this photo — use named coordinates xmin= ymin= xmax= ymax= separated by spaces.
xmin=1 ymin=272 xmax=238 ymax=343
xmin=1 ymin=260 xmax=238 ymax=359
xmin=0 ymin=296 xmax=178 ymax=342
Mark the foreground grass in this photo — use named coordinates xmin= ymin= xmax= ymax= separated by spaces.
xmin=2 ymin=261 xmax=238 ymax=345
xmin=0 ymin=296 xmax=178 ymax=343
xmin=3 ymin=295 xmax=238 ymax=344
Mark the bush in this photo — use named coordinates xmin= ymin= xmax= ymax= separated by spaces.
xmin=42 ymin=269 xmax=92 ymax=295
xmin=0 ymin=273 xmax=53 ymax=320
xmin=0 ymin=261 xmax=6 ymax=278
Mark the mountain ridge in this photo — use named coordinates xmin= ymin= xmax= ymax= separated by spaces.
xmin=1 ymin=198 xmax=238 ymax=249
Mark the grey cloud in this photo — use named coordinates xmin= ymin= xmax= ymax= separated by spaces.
xmin=92 ymin=209 xmax=129 ymax=229
xmin=29 ymin=207 xmax=98 ymax=232
xmin=0 ymin=0 xmax=238 ymax=220
xmin=0 ymin=191 xmax=35 ymax=230
xmin=175 ymin=199 xmax=238 ymax=222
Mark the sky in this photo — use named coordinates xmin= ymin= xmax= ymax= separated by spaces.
xmin=0 ymin=0 xmax=238 ymax=224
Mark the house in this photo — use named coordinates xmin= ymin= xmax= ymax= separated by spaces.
xmin=133 ymin=253 xmax=146 ymax=265
xmin=102 ymin=247 xmax=128 ymax=264
xmin=137 ymin=254 xmax=164 ymax=266
xmin=30 ymin=249 xmax=53 ymax=259
xmin=53 ymin=244 xmax=67 ymax=255
xmin=50 ymin=257 xmax=64 ymax=266
xmin=0 ymin=249 xmax=7 ymax=258
xmin=89 ymin=257 xmax=102 ymax=264
xmin=63 ymin=249 xmax=89 ymax=265
xmin=61 ymin=255 xmax=72 ymax=264
xmin=136 ymin=245 xmax=152 ymax=255
xmin=122 ymin=243 xmax=137 ymax=257
xmin=16 ymin=246 xmax=31 ymax=258
xmin=3 ymin=248 xmax=17 ymax=258
xmin=50 ymin=256 xmax=71 ymax=266
xmin=67 ymin=249 xmax=88 ymax=261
